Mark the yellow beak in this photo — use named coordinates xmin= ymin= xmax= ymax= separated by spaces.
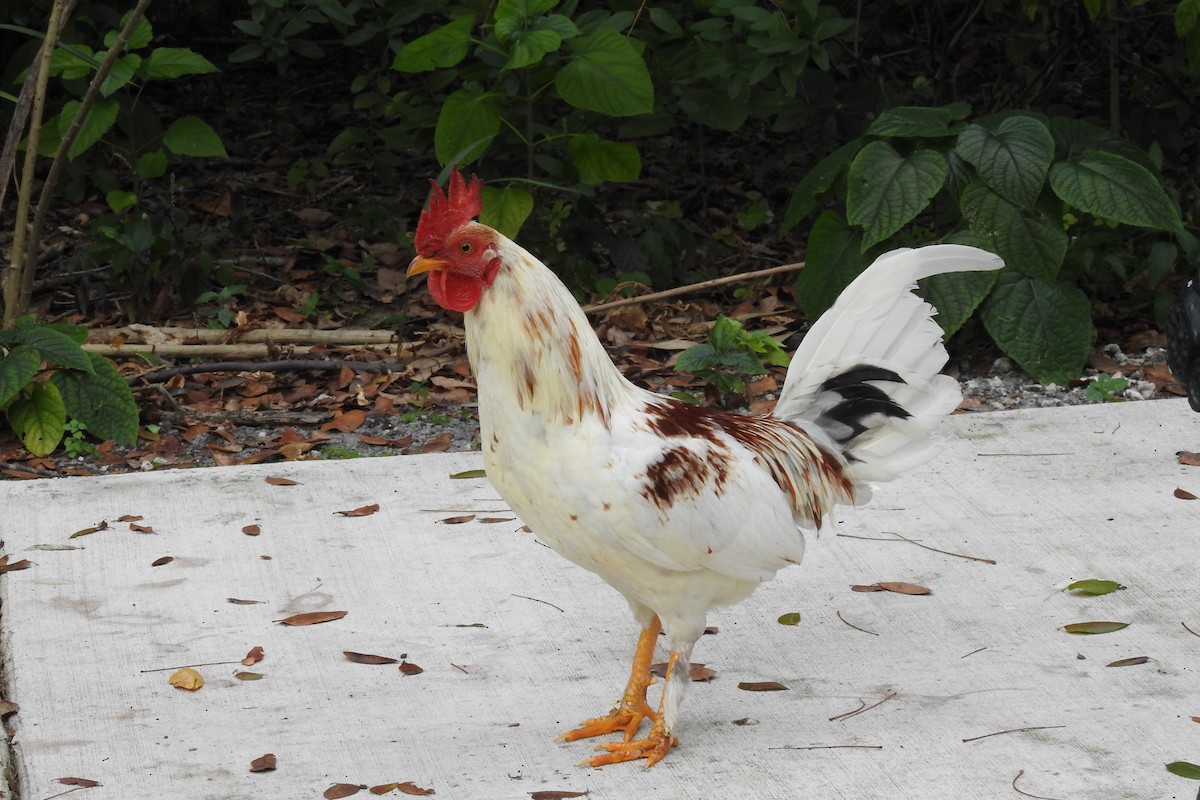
xmin=406 ymin=255 xmax=447 ymax=277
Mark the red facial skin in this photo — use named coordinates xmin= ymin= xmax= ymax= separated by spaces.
xmin=422 ymin=229 xmax=502 ymax=313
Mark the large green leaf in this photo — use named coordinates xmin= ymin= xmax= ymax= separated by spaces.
xmin=557 ymin=29 xmax=652 ymax=116
xmin=503 ymin=28 xmax=562 ymax=70
xmin=960 ymin=182 xmax=1066 ymax=281
xmin=495 ymin=0 xmax=558 ymax=40
xmin=67 ymin=99 xmax=119 ymax=160
xmin=163 ymin=116 xmax=228 ymax=158
xmin=392 ymin=15 xmax=475 ymax=73
xmin=434 ymin=89 xmax=500 ymax=166
xmin=981 ymin=270 xmax=1091 ymax=384
xmin=100 ymin=53 xmax=141 ymax=97
xmin=480 ymin=185 xmax=534 ymax=239
xmin=140 ymin=47 xmax=219 ymax=80
xmin=105 ymin=12 xmax=152 ymax=50
xmin=6 ymin=381 xmax=66 ymax=456
xmin=847 ymin=142 xmax=947 ymax=250
xmin=21 ymin=327 xmax=94 ymax=372
xmin=568 ymin=133 xmax=640 ymax=183
xmin=49 ymin=353 xmax=138 ymax=445
xmin=865 ymin=102 xmax=971 ymax=138
xmin=955 ymin=116 xmax=1053 ymax=209
xmin=781 ymin=139 xmax=862 ymax=233
xmin=0 ymin=345 xmax=42 ymax=407
xmin=795 ymin=211 xmax=867 ymax=320
xmin=1049 ymin=150 xmax=1182 ymax=233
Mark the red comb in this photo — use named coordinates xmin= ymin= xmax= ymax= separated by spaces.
xmin=414 ymin=166 xmax=483 ymax=254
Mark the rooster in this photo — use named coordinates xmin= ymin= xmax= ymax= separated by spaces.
xmin=1166 ymin=270 xmax=1200 ymax=411
xmin=407 ymin=168 xmax=1004 ymax=767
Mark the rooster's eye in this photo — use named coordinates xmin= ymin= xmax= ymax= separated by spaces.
xmin=459 ymin=241 xmax=473 ymax=254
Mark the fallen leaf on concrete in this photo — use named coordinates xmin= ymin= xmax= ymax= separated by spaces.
xmin=479 ymin=517 xmax=515 ymax=523
xmin=0 ymin=700 xmax=18 ymax=716
xmin=228 ymin=597 xmax=263 ymax=605
xmin=336 ymin=503 xmax=380 ymax=517
xmin=117 ymin=514 xmax=143 ymax=522
xmin=731 ymin=718 xmax=758 ymax=726
xmin=450 ymin=469 xmax=487 ymax=479
xmin=777 ymin=612 xmax=802 ymax=625
xmin=394 ymin=782 xmax=436 ymax=796
xmin=249 ymin=753 xmax=276 ymax=772
xmin=399 ymin=660 xmax=424 ymax=676
xmin=168 ymin=668 xmax=205 ymax=690
xmin=242 ymin=524 xmax=261 ymax=536
xmin=325 ymin=784 xmax=363 ymax=799
xmin=242 ymin=646 xmax=264 ymax=666
xmin=851 ymin=582 xmax=931 ymax=595
xmin=1178 ymin=451 xmax=1200 ymax=466
xmin=0 ymin=556 xmax=31 ymax=574
xmin=438 ymin=514 xmax=475 ymax=525
xmin=1174 ymin=487 xmax=1197 ymax=500
xmin=1062 ymin=621 xmax=1129 ymax=634
xmin=265 ymin=476 xmax=299 ymax=486
xmin=1165 ymin=761 xmax=1200 ymax=780
xmin=530 ymin=792 xmax=588 ymax=799
xmin=1066 ymin=579 xmax=1122 ymax=595
xmin=69 ymin=521 xmax=108 ymax=538
xmin=278 ymin=611 xmax=348 ymax=626
xmin=234 ymin=671 xmax=263 ymax=681
xmin=130 ymin=523 xmax=155 ymax=533
xmin=1106 ymin=656 xmax=1149 ymax=667
xmin=737 ymin=681 xmax=788 ymax=692
xmin=345 ymin=651 xmax=399 ymax=665
xmin=56 ymin=777 xmax=101 ymax=787
xmin=151 ymin=556 xmax=173 ymax=567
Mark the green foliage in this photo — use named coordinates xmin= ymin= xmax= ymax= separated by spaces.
xmin=787 ymin=107 xmax=1193 ymax=384
xmin=1084 ymin=373 xmax=1128 ymax=403
xmin=0 ymin=317 xmax=138 ymax=456
xmin=62 ymin=419 xmax=98 ymax=459
xmin=675 ymin=316 xmax=789 ymax=405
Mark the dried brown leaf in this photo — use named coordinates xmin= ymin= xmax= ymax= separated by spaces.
xmin=277 ymin=610 xmax=348 ymax=626
xmin=530 ymin=792 xmax=588 ymax=799
xmin=168 ymin=667 xmax=204 ymax=691
xmin=1105 ymin=656 xmax=1150 ymax=667
xmin=851 ymin=582 xmax=931 ymax=595
xmin=336 ymin=503 xmax=380 ymax=517
xmin=323 ymin=409 xmax=368 ymax=433
xmin=399 ymin=660 xmax=424 ymax=676
xmin=737 ymin=681 xmax=789 ymax=692
xmin=344 ymin=651 xmax=399 ymax=665
xmin=151 ymin=556 xmax=173 ymax=567
xmin=242 ymin=645 xmax=264 ymax=666
xmin=265 ymin=476 xmax=300 ymax=486
xmin=1174 ymin=487 xmax=1197 ymax=500
xmin=0 ymin=556 xmax=32 ymax=574
xmin=394 ymin=782 xmax=436 ymax=796
xmin=130 ymin=523 xmax=156 ymax=533
xmin=117 ymin=514 xmax=143 ymax=522
xmin=234 ymin=671 xmax=264 ymax=681
xmin=228 ymin=597 xmax=263 ymax=605
xmin=438 ymin=514 xmax=475 ymax=525
xmin=1178 ymin=451 xmax=1200 ymax=467
xmin=242 ymin=524 xmax=261 ymax=536
xmin=324 ymin=783 xmax=363 ymax=799
xmin=249 ymin=753 xmax=276 ymax=772
xmin=57 ymin=777 xmax=101 ymax=787
xmin=69 ymin=520 xmax=108 ymax=538
xmin=411 ymin=432 xmax=452 ymax=453
xmin=478 ymin=517 xmax=515 ymax=523
xmin=0 ymin=700 xmax=18 ymax=716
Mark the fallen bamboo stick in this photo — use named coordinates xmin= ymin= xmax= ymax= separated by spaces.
xmin=87 ymin=326 xmax=399 ymax=345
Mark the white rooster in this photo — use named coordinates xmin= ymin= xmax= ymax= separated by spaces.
xmin=407 ymin=168 xmax=1003 ymax=767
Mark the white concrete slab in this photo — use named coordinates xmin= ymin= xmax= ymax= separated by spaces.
xmin=2 ymin=400 xmax=1199 ymax=800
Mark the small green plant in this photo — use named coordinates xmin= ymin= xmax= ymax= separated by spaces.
xmin=674 ymin=316 xmax=790 ymax=405
xmin=1085 ymin=373 xmax=1128 ymax=403
xmin=318 ymin=444 xmax=363 ymax=460
xmin=0 ymin=317 xmax=138 ymax=457
xmin=786 ymin=104 xmax=1195 ymax=385
xmin=62 ymin=419 xmax=98 ymax=459
xmin=194 ymin=284 xmax=248 ymax=329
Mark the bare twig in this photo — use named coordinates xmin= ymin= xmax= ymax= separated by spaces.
xmin=510 ymin=593 xmax=565 ymax=613
xmin=960 ymin=646 xmax=987 ymax=659
xmin=0 ymin=460 xmax=60 ymax=478
xmin=139 ymin=659 xmax=242 ymax=674
xmin=1183 ymin=621 xmax=1200 ymax=639
xmin=829 ymin=691 xmax=896 ymax=722
xmin=836 ymin=610 xmax=878 ymax=636
xmin=89 ymin=326 xmax=400 ymax=345
xmin=451 ymin=663 xmax=469 ymax=674
xmin=841 ymin=530 xmax=997 ymax=565
xmin=1011 ymin=769 xmax=1063 ymax=800
xmin=583 ymin=261 xmax=805 ymax=314
xmin=131 ymin=358 xmax=406 ymax=385
xmin=769 ymin=744 xmax=883 ymax=751
xmin=41 ymin=785 xmax=95 ymax=800
xmin=962 ymin=724 xmax=1065 ymax=743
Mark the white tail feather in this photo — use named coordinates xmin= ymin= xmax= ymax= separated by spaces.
xmin=773 ymin=245 xmax=1003 ymax=487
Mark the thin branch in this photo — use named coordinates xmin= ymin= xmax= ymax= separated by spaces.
xmin=842 ymin=530 xmax=997 ymax=565
xmin=1183 ymin=621 xmax=1200 ymax=639
xmin=131 ymin=358 xmax=407 ymax=385
xmin=829 ymin=691 xmax=896 ymax=722
xmin=139 ymin=659 xmax=242 ymax=674
xmin=769 ymin=744 xmax=883 ymax=751
xmin=1011 ymin=769 xmax=1062 ymax=800
xmin=836 ymin=610 xmax=878 ymax=636
xmin=583 ymin=261 xmax=806 ymax=314
xmin=960 ymin=646 xmax=987 ymax=659
xmin=510 ymin=593 xmax=564 ymax=613
xmin=962 ymin=724 xmax=1065 ymax=743
xmin=0 ymin=460 xmax=60 ymax=478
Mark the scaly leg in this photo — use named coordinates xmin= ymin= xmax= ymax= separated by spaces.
xmin=560 ymin=615 xmax=661 ymax=743
xmin=581 ymin=649 xmax=681 ymax=768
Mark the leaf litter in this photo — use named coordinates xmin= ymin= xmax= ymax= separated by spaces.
xmin=345 ymin=651 xmax=399 ymax=665
xmin=277 ymin=610 xmax=348 ymax=626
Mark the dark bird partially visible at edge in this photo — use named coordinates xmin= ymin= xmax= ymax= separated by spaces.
xmin=1166 ymin=271 xmax=1200 ymax=412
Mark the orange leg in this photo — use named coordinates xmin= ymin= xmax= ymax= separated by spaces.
xmin=560 ymin=615 xmax=661 ymax=744
xmin=581 ymin=649 xmax=680 ymax=768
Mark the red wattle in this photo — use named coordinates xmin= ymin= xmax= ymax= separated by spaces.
xmin=428 ymin=269 xmax=482 ymax=312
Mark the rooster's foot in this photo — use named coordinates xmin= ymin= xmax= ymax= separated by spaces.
xmin=559 ymin=703 xmax=657 ymax=743
xmin=580 ymin=728 xmax=677 ymax=768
